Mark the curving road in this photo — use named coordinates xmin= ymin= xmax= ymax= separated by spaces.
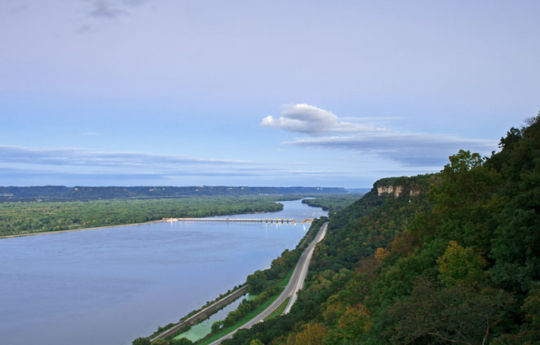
xmin=208 ymin=222 xmax=328 ymax=345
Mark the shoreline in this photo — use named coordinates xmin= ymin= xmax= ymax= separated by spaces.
xmin=0 ymin=201 xmax=292 ymax=240
xmin=147 ymin=220 xmax=322 ymax=343
xmin=0 ymin=218 xmax=168 ymax=240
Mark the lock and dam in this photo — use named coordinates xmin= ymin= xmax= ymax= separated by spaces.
xmin=165 ymin=217 xmax=314 ymax=224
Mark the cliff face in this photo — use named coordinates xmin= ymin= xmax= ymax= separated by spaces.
xmin=374 ymin=175 xmax=430 ymax=198
xmin=376 ymin=185 xmax=404 ymax=197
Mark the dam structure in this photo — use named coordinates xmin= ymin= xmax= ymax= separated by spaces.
xmin=166 ymin=217 xmax=314 ymax=224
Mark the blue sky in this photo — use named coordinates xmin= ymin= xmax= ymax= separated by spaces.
xmin=1 ymin=0 xmax=539 ymax=188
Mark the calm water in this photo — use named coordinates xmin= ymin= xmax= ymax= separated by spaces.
xmin=0 ymin=200 xmax=326 ymax=345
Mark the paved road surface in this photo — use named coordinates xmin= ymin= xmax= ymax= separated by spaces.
xmin=208 ymin=222 xmax=328 ymax=345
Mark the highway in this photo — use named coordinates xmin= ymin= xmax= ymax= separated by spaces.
xmin=208 ymin=222 xmax=328 ymax=345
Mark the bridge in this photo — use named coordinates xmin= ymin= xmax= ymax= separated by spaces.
xmin=165 ymin=217 xmax=314 ymax=224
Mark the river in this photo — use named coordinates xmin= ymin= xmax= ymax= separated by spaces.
xmin=0 ymin=199 xmax=326 ymax=345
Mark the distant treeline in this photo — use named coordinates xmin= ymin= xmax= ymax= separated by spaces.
xmin=301 ymin=193 xmax=366 ymax=214
xmin=0 ymin=196 xmax=285 ymax=237
xmin=0 ymin=186 xmax=347 ymax=202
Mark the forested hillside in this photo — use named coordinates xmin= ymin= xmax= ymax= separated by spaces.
xmin=220 ymin=115 xmax=540 ymax=345
xmin=301 ymin=193 xmax=366 ymax=214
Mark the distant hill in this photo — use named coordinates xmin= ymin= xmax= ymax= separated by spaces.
xmin=0 ymin=186 xmax=347 ymax=202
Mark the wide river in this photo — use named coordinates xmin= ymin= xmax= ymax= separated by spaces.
xmin=0 ymin=199 xmax=326 ymax=345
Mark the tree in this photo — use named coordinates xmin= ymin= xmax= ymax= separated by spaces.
xmin=132 ymin=338 xmax=151 ymax=345
xmin=170 ymin=338 xmax=194 ymax=345
xmin=492 ymin=284 xmax=540 ymax=345
xmin=324 ymin=304 xmax=371 ymax=344
xmin=152 ymin=339 xmax=169 ymax=345
xmin=287 ymin=323 xmax=327 ymax=345
xmin=437 ymin=241 xmax=486 ymax=286
xmin=384 ymin=279 xmax=512 ymax=345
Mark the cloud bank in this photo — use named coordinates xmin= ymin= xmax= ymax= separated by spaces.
xmin=263 ymin=104 xmax=498 ymax=167
xmin=0 ymin=145 xmax=346 ymax=186
xmin=0 ymin=146 xmax=245 ymax=168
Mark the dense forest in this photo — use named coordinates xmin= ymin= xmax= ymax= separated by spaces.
xmin=301 ymin=194 xmax=365 ymax=214
xmin=0 ymin=196 xmax=286 ymax=237
xmin=0 ymin=186 xmax=346 ymax=202
xmin=200 ymin=115 xmax=539 ymax=345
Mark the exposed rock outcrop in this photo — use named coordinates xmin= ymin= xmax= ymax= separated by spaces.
xmin=373 ymin=175 xmax=430 ymax=199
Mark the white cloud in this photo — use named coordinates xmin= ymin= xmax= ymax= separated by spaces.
xmin=261 ymin=104 xmax=383 ymax=136
xmin=263 ymin=104 xmax=498 ymax=168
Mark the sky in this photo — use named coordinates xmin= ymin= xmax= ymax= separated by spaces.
xmin=0 ymin=0 xmax=539 ymax=188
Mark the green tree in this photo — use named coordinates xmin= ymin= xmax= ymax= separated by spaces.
xmin=287 ymin=323 xmax=327 ymax=345
xmin=324 ymin=304 xmax=370 ymax=344
xmin=152 ymin=339 xmax=169 ymax=345
xmin=132 ymin=338 xmax=151 ymax=345
xmin=170 ymin=338 xmax=194 ymax=345
xmin=384 ymin=280 xmax=512 ymax=345
xmin=437 ymin=240 xmax=486 ymax=286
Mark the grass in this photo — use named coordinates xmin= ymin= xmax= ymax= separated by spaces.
xmin=196 ymin=269 xmax=295 ymax=345
xmin=280 ymin=269 xmax=294 ymax=288
xmin=264 ymin=297 xmax=290 ymax=321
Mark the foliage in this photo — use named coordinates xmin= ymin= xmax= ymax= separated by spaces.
xmin=132 ymin=338 xmax=151 ymax=345
xmin=170 ymin=338 xmax=194 ymax=345
xmin=437 ymin=240 xmax=487 ymax=287
xmin=384 ymin=279 xmax=513 ymax=345
xmin=301 ymin=193 xmax=365 ymax=214
xmin=153 ymin=340 xmax=170 ymax=345
xmin=0 ymin=196 xmax=284 ymax=236
xmin=286 ymin=323 xmax=327 ymax=345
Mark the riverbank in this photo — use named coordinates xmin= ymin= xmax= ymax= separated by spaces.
xmin=204 ymin=221 xmax=328 ymax=345
xmin=0 ymin=196 xmax=288 ymax=239
xmin=0 ymin=199 xmax=328 ymax=345
xmin=150 ymin=285 xmax=249 ymax=342
xmin=160 ymin=219 xmax=327 ymax=345
xmin=0 ymin=219 xmax=168 ymax=240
